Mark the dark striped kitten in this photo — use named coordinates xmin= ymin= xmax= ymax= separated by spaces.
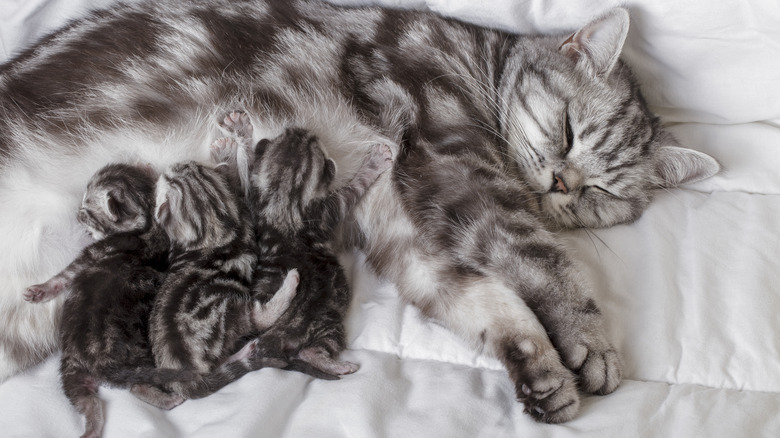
xmin=23 ymin=163 xmax=183 ymax=438
xmin=150 ymin=160 xmax=300 ymax=394
xmin=212 ymin=111 xmax=392 ymax=378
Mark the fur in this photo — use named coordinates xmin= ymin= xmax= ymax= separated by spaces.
xmin=0 ymin=0 xmax=719 ymax=422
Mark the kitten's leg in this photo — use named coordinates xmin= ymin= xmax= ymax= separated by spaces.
xmin=218 ymin=111 xmax=254 ymax=141
xmin=129 ymin=384 xmax=185 ymax=410
xmin=251 ymin=269 xmax=299 ymax=330
xmin=319 ymin=143 xmax=393 ymax=233
xmin=23 ymin=274 xmax=70 ymax=302
xmin=297 ymin=344 xmax=359 ymax=376
xmin=60 ymin=361 xmax=104 ymax=438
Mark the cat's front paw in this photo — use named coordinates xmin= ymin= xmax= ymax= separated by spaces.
xmin=210 ymin=137 xmax=239 ymax=164
xmin=503 ymin=339 xmax=580 ymax=423
xmin=24 ymin=280 xmax=65 ymax=303
xmin=558 ymin=337 xmax=622 ymax=395
xmin=516 ymin=365 xmax=580 ymax=423
xmin=219 ymin=111 xmax=253 ymax=139
xmin=576 ymin=346 xmax=621 ymax=395
xmin=367 ymin=143 xmax=393 ymax=173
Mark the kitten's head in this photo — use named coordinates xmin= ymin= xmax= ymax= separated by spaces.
xmin=78 ymin=163 xmax=157 ymax=239
xmin=154 ymin=161 xmax=241 ymax=249
xmin=249 ymin=128 xmax=337 ymax=232
xmin=500 ymin=8 xmax=719 ymax=229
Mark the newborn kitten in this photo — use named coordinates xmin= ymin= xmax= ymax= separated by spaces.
xmin=212 ymin=111 xmax=393 ymax=378
xmin=151 ymin=159 xmax=300 ymax=395
xmin=23 ymin=163 xmax=182 ymax=438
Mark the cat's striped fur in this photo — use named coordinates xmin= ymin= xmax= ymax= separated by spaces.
xmin=212 ymin=111 xmax=392 ymax=378
xmin=151 ymin=160 xmax=299 ymax=396
xmin=1 ymin=0 xmax=719 ymax=422
xmin=22 ymin=163 xmax=295 ymax=438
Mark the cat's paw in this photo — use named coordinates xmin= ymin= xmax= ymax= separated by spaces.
xmin=23 ymin=280 xmax=64 ymax=303
xmin=299 ymin=347 xmax=359 ymax=376
xmin=516 ymin=365 xmax=580 ymax=424
xmin=576 ymin=346 xmax=621 ymax=395
xmin=558 ymin=336 xmax=622 ymax=395
xmin=210 ymin=137 xmax=238 ymax=164
xmin=219 ymin=111 xmax=253 ymax=139
xmin=502 ymin=338 xmax=580 ymax=423
xmin=367 ymin=143 xmax=393 ymax=173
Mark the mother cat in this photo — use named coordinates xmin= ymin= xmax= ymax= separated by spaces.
xmin=0 ymin=0 xmax=717 ymax=423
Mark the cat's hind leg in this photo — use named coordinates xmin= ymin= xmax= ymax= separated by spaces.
xmin=23 ymin=275 xmax=70 ymax=303
xmin=129 ymin=384 xmax=185 ymax=410
xmin=60 ymin=362 xmax=104 ymax=438
xmin=297 ymin=345 xmax=359 ymax=376
xmin=251 ymin=269 xmax=299 ymax=330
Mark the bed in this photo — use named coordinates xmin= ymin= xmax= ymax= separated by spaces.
xmin=1 ymin=0 xmax=779 ymax=436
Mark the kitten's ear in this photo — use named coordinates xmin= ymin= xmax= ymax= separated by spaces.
xmin=560 ymin=8 xmax=629 ymax=78
xmin=102 ymin=190 xmax=122 ymax=222
xmin=324 ymin=158 xmax=337 ymax=181
xmin=654 ymin=145 xmax=720 ymax=187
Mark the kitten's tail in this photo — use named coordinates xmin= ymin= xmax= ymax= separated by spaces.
xmin=103 ymin=347 xmax=288 ymax=400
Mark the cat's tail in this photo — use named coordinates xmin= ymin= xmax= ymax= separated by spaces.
xmin=168 ymin=353 xmax=288 ymax=399
xmin=102 ymin=341 xmax=289 ymax=400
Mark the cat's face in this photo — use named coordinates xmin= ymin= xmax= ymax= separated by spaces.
xmin=501 ymin=9 xmax=719 ymax=229
xmin=154 ymin=161 xmax=240 ymax=249
xmin=78 ymin=163 xmax=157 ymax=239
xmin=250 ymin=128 xmax=336 ymax=230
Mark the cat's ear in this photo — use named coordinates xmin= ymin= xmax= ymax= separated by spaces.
xmin=654 ymin=145 xmax=720 ymax=187
xmin=101 ymin=190 xmax=122 ymax=222
xmin=325 ymin=158 xmax=337 ymax=181
xmin=560 ymin=8 xmax=629 ymax=78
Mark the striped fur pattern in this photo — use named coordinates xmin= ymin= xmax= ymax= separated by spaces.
xmin=212 ymin=111 xmax=392 ymax=378
xmin=151 ymin=160 xmax=299 ymax=395
xmin=22 ymin=164 xmax=181 ymax=438
xmin=0 ymin=0 xmax=720 ymax=422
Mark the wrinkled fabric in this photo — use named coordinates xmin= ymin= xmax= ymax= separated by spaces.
xmin=1 ymin=0 xmax=779 ymax=436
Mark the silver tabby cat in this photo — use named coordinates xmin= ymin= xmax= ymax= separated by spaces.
xmin=1 ymin=0 xmax=719 ymax=423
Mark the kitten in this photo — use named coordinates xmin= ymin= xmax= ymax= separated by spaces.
xmin=212 ymin=111 xmax=393 ymax=378
xmin=150 ymin=159 xmax=300 ymax=395
xmin=0 ymin=0 xmax=721 ymax=423
xmin=23 ymin=163 xmax=183 ymax=438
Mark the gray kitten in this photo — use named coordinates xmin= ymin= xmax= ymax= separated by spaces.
xmin=211 ymin=111 xmax=392 ymax=378
xmin=23 ymin=163 xmax=292 ymax=438
xmin=150 ymin=159 xmax=300 ymax=396
xmin=0 ymin=0 xmax=720 ymax=422
xmin=23 ymin=164 xmax=182 ymax=438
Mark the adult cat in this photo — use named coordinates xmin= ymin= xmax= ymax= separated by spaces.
xmin=0 ymin=0 xmax=718 ymax=422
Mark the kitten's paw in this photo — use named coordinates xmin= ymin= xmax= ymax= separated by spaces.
xmin=219 ymin=111 xmax=253 ymax=139
xmin=23 ymin=280 xmax=64 ymax=303
xmin=576 ymin=347 xmax=621 ymax=395
xmin=299 ymin=347 xmax=359 ymax=376
xmin=210 ymin=137 xmax=238 ymax=164
xmin=365 ymin=143 xmax=393 ymax=174
xmin=224 ymin=339 xmax=259 ymax=365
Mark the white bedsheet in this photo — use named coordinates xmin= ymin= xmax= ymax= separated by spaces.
xmin=1 ymin=0 xmax=779 ymax=436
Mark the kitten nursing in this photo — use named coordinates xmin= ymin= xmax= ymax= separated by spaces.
xmin=24 ymin=162 xmax=298 ymax=438
xmin=212 ymin=111 xmax=393 ymax=378
xmin=1 ymin=0 xmax=722 ymax=424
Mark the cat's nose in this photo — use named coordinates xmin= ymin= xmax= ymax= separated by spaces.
xmin=550 ymin=167 xmax=583 ymax=194
xmin=552 ymin=173 xmax=569 ymax=193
